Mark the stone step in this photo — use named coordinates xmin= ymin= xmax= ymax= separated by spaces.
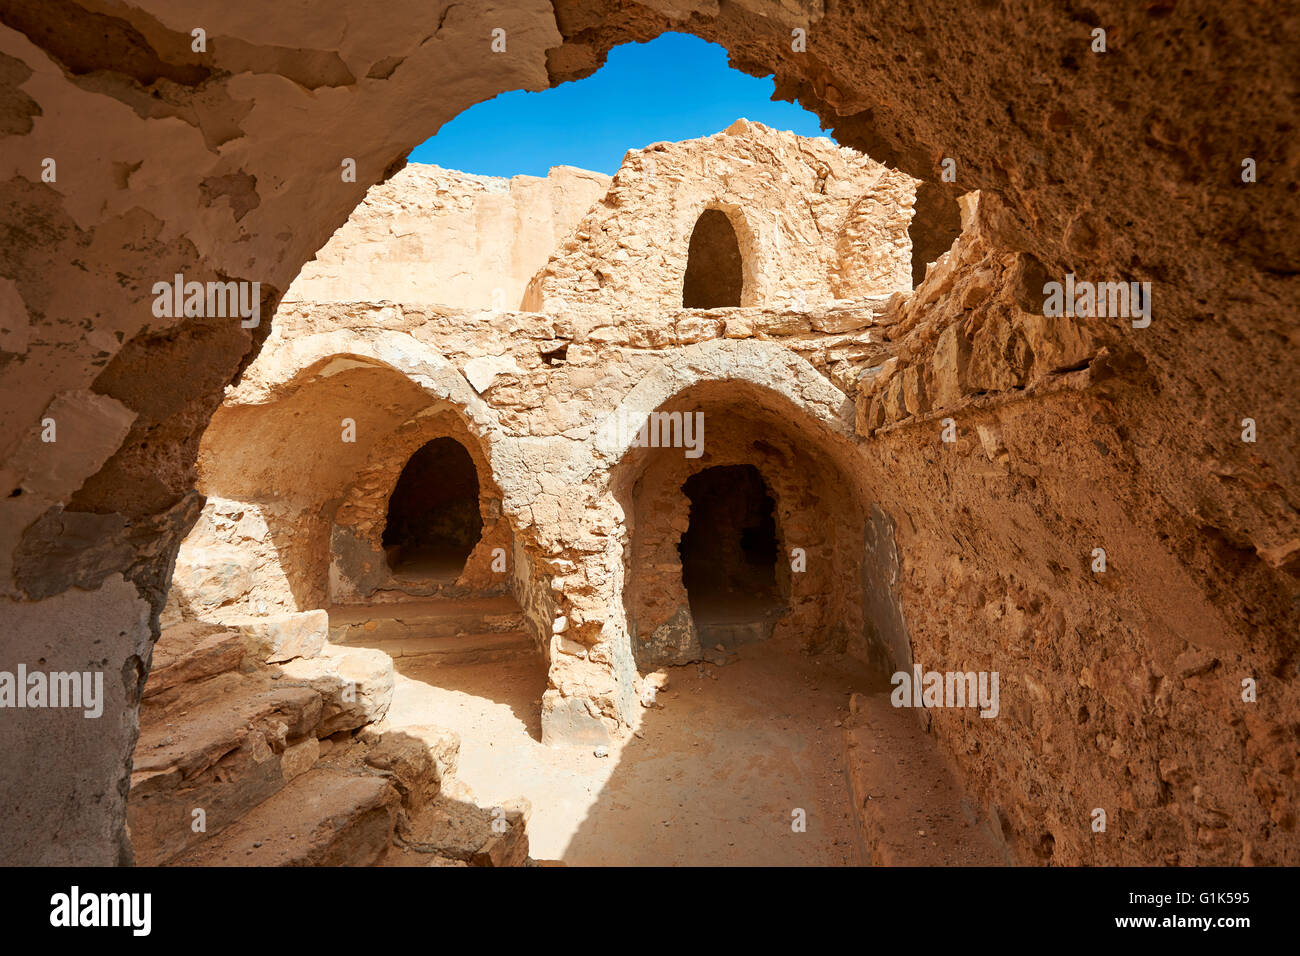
xmin=393 ymin=794 xmax=530 ymax=867
xmin=378 ymin=845 xmax=469 ymax=867
xmin=144 ymin=622 xmax=246 ymax=699
xmin=278 ymin=643 xmax=395 ymax=735
xmin=169 ymin=768 xmax=399 ymax=866
xmin=842 ymin=692 xmax=1008 ymax=866
xmin=358 ymin=724 xmax=460 ymax=811
xmin=327 ymin=596 xmax=526 ymax=645
xmin=129 ymin=671 xmax=324 ymax=865
xmin=222 ymin=609 xmax=328 ymax=664
xmin=696 ymin=618 xmax=775 ymax=650
xmin=362 ymin=629 xmax=536 ymax=664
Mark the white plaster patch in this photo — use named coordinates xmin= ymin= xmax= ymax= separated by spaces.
xmin=0 ymin=389 xmax=136 ymax=502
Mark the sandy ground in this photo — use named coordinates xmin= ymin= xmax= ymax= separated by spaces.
xmin=383 ymin=640 xmax=884 ymax=865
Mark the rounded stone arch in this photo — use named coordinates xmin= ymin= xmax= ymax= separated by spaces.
xmin=173 ymin=336 xmax=508 ymax=618
xmin=227 ymin=329 xmax=497 ymax=434
xmin=215 ymin=331 xmax=563 ymax=629
xmin=329 ymin=402 xmax=509 ymax=603
xmin=595 ymin=338 xmax=855 ymax=465
xmin=602 ymin=344 xmax=871 ymax=675
xmin=680 ymin=201 xmax=765 ymax=309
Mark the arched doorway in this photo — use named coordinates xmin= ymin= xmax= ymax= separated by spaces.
xmin=382 ymin=436 xmax=483 ymax=577
xmin=682 ymin=208 xmax=744 ymax=308
xmin=678 ymin=464 xmax=782 ymax=638
xmin=610 ymin=362 xmax=873 ymax=670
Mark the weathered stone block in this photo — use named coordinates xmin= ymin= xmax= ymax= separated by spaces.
xmin=280 ymin=645 xmax=395 ymax=736
xmin=225 ymin=610 xmax=328 ymax=663
xmin=145 ymin=622 xmax=246 ymax=697
xmin=361 ymin=725 xmax=460 ymax=810
xmin=540 ymin=691 xmax=612 ymax=747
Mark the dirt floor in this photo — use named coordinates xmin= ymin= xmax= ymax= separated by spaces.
xmin=382 ymin=639 xmax=887 ymax=865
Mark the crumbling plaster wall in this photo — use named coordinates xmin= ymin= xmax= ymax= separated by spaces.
xmin=0 ymin=0 xmax=1295 ymax=867
xmin=287 ymin=163 xmax=611 ymax=309
xmin=524 ymin=119 xmax=915 ymax=311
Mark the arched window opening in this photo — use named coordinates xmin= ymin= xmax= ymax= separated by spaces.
xmin=682 ymin=209 xmax=744 ymax=308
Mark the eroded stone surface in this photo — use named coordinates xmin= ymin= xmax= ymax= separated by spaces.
xmin=524 ymin=120 xmax=915 ymax=311
xmin=286 ymin=164 xmax=611 ymax=309
xmin=1 ymin=0 xmax=1295 ymax=868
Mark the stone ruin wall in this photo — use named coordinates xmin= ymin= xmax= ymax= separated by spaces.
xmin=842 ymin=189 xmax=1297 ymax=865
xmin=1 ymin=0 xmax=1295 ymax=869
xmin=524 ymin=119 xmax=915 ymax=312
xmin=169 ymin=122 xmax=910 ymax=666
xmin=287 ymin=164 xmax=611 ymax=310
xmin=167 ymin=288 xmax=898 ymax=734
xmin=168 ymin=178 xmax=1299 ymax=867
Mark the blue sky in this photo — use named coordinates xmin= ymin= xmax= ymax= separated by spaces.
xmin=408 ymin=32 xmax=826 ymax=177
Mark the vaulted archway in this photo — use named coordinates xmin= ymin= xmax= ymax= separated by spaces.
xmin=607 ymin=358 xmax=881 ymax=673
xmin=163 ymin=347 xmax=509 ymax=617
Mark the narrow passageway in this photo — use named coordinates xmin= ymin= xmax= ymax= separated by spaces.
xmin=382 ymin=437 xmax=482 ymax=577
xmin=382 ymin=639 xmax=883 ymax=865
xmin=679 ymin=464 xmax=785 ymax=638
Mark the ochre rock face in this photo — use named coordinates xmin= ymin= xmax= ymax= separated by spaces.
xmin=0 ymin=1 xmax=1295 ymax=867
